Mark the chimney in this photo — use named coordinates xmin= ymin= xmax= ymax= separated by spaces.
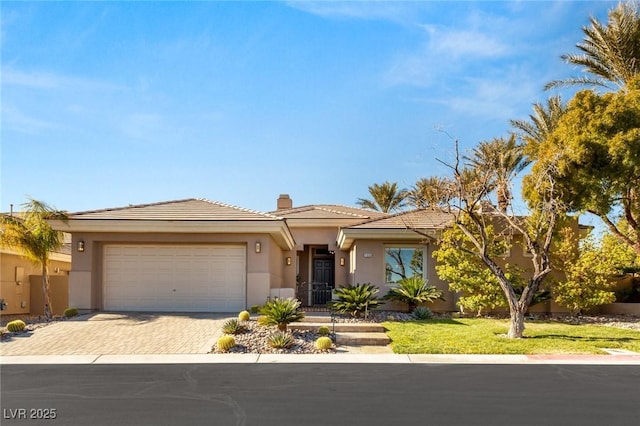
xmin=277 ymin=194 xmax=292 ymax=210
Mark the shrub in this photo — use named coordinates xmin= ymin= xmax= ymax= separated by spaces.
xmin=329 ymin=283 xmax=384 ymax=317
xmin=238 ymin=310 xmax=250 ymax=321
xmin=217 ymin=336 xmax=236 ymax=352
xmin=385 ymin=276 xmax=444 ymax=313
xmin=249 ymin=305 xmax=261 ymax=314
xmin=315 ymin=336 xmax=333 ymax=350
xmin=221 ymin=319 xmax=246 ymax=335
xmin=267 ymin=331 xmax=295 ymax=349
xmin=258 ymin=298 xmax=305 ymax=331
xmin=6 ymin=320 xmax=26 ymax=332
xmin=317 ymin=325 xmax=331 ymax=336
xmin=63 ymin=307 xmax=79 ymax=318
xmin=412 ymin=306 xmax=433 ymax=320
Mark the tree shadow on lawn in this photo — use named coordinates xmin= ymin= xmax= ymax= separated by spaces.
xmin=382 ymin=319 xmax=468 ymax=333
xmin=428 ymin=319 xmax=470 ymax=326
xmin=526 ymin=333 xmax=639 ymax=344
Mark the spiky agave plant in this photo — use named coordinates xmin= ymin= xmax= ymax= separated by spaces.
xmin=385 ymin=276 xmax=444 ymax=313
xmin=329 ymin=283 xmax=384 ymax=317
xmin=221 ymin=319 xmax=246 ymax=335
xmin=258 ymin=297 xmax=305 ymax=332
xmin=267 ymin=331 xmax=295 ymax=349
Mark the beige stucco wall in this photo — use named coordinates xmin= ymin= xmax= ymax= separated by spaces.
xmin=29 ymin=275 xmax=69 ymax=316
xmin=347 ymin=240 xmax=455 ymax=312
xmin=0 ymin=252 xmax=70 ymax=315
xmin=288 ymin=226 xmax=350 ymax=286
xmin=69 ymin=232 xmax=283 ymax=311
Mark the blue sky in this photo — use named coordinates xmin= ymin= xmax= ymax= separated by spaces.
xmin=1 ymin=0 xmax=617 ymax=215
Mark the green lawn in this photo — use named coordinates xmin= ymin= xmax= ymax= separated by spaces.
xmin=383 ymin=318 xmax=640 ymax=354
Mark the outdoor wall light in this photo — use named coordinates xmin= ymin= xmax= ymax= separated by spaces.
xmin=77 ymin=241 xmax=85 ymax=252
xmin=340 ymin=257 xmax=345 ymax=266
xmin=255 ymin=242 xmax=261 ymax=253
xmin=286 ymin=256 xmax=292 ymax=266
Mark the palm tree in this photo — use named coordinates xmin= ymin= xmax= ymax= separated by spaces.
xmin=546 ymin=1 xmax=640 ymax=91
xmin=0 ymin=199 xmax=67 ymax=320
xmin=510 ymin=96 xmax=567 ymax=150
xmin=407 ymin=177 xmax=455 ymax=209
xmin=356 ymin=181 xmax=408 ymax=213
xmin=465 ymin=135 xmax=529 ymax=213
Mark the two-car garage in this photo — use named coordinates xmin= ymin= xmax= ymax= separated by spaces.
xmin=102 ymin=244 xmax=246 ymax=312
xmin=48 ymin=198 xmax=297 ymax=313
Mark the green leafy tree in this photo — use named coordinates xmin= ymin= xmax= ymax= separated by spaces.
xmin=552 ymin=227 xmax=638 ymax=314
xmin=436 ymin=134 xmax=563 ymax=338
xmin=433 ymin=221 xmax=526 ymax=316
xmin=527 ymin=80 xmax=640 ymax=255
xmin=356 ymin=181 xmax=408 ymax=213
xmin=0 ymin=199 xmax=67 ymax=319
xmin=546 ymin=1 xmax=640 ymax=91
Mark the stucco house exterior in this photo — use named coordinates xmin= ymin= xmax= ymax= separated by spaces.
xmin=47 ymin=194 xmax=579 ymax=314
xmin=0 ymin=239 xmax=71 ymax=316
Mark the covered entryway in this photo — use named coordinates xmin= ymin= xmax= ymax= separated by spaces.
xmin=103 ymin=244 xmax=246 ymax=312
xmin=295 ymin=246 xmax=335 ymax=308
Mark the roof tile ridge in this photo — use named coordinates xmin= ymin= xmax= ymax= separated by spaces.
xmin=272 ymin=205 xmax=316 ymax=214
xmin=333 ymin=203 xmax=384 ymax=214
xmin=70 ymin=198 xmax=198 ymax=216
xmin=344 ymin=208 xmax=445 ymax=227
xmin=197 ymin=198 xmax=282 ymax=219
xmin=313 ymin=204 xmax=384 ymax=218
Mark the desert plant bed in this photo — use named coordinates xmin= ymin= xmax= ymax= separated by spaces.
xmin=210 ymin=320 xmax=335 ymax=354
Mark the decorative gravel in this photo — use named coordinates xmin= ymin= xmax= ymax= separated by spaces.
xmin=210 ymin=320 xmax=334 ymax=354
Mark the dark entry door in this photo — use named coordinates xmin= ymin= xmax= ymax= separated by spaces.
xmin=313 ymin=259 xmax=334 ymax=287
xmin=312 ymin=258 xmax=334 ymax=305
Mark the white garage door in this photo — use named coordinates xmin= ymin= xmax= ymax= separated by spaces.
xmin=103 ymin=244 xmax=246 ymax=312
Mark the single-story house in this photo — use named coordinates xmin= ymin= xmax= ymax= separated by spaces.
xmin=47 ymin=194 xmax=578 ymax=314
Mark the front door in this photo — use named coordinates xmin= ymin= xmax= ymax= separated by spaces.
xmin=312 ymin=258 xmax=334 ymax=305
xmin=313 ymin=259 xmax=334 ymax=287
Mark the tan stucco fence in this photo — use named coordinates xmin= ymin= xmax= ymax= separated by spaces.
xmin=1 ymin=252 xmax=70 ymax=316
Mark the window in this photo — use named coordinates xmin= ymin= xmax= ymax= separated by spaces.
xmin=384 ymin=246 xmax=425 ymax=284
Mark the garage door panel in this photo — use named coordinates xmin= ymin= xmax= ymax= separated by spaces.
xmin=103 ymin=244 xmax=246 ymax=312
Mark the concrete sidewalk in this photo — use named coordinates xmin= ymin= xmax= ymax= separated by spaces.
xmin=3 ymin=312 xmax=640 ymax=365
xmin=2 ymin=353 xmax=640 ymax=365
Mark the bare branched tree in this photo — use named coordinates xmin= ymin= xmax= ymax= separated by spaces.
xmin=437 ymin=137 xmax=564 ymax=338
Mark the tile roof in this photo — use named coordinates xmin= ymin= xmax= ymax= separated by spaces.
xmin=346 ymin=208 xmax=453 ymax=230
xmin=67 ymin=198 xmax=282 ymax=221
xmin=271 ymin=205 xmax=386 ymax=220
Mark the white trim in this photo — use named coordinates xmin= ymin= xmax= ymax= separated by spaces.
xmin=48 ymin=219 xmax=295 ymax=250
xmin=337 ymin=228 xmax=432 ymax=250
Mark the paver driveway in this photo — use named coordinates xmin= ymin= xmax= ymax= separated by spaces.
xmin=0 ymin=313 xmax=230 ymax=356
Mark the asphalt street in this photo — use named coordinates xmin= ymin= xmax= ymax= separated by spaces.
xmin=1 ymin=363 xmax=639 ymax=426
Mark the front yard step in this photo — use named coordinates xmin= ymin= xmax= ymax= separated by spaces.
xmin=300 ymin=315 xmax=333 ymax=323
xmin=335 ymin=332 xmax=390 ymax=346
xmin=289 ymin=322 xmax=384 ymax=333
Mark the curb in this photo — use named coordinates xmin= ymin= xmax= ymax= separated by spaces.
xmin=2 ymin=353 xmax=640 ymax=365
